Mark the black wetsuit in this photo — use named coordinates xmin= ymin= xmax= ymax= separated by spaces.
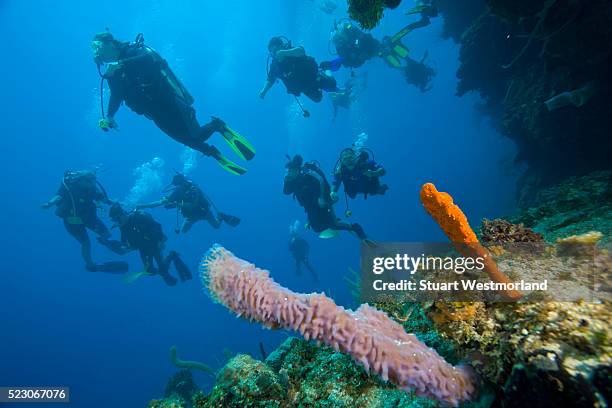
xmin=333 ymin=25 xmax=380 ymax=68
xmin=55 ymin=179 xmax=109 ymax=244
xmin=166 ymin=181 xmax=213 ymax=222
xmin=289 ymin=236 xmax=315 ymax=278
xmin=283 ymin=164 xmax=366 ymax=239
xmin=106 ymin=210 xmax=190 ymax=285
xmin=333 ymin=160 xmax=387 ymax=199
xmin=105 ymin=44 xmax=219 ymax=155
xmin=268 ymin=49 xmax=338 ymax=103
xmin=118 ymin=211 xmax=167 ymax=260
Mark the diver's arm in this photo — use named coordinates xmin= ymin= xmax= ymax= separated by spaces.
xmin=107 ymin=91 xmax=122 ymax=119
xmin=41 ymin=195 xmax=61 ymax=209
xmin=275 ymin=47 xmax=305 ymax=61
xmin=259 ymin=79 xmax=275 ymax=99
xmin=366 ymin=163 xmax=386 ymax=177
xmin=136 ymin=198 xmax=169 ymax=210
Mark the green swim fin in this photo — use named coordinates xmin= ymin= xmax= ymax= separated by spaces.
xmin=319 ymin=229 xmax=340 ymax=239
xmin=392 ymin=42 xmax=409 ymax=59
xmin=214 ymin=153 xmax=247 ymax=176
xmin=384 ymin=54 xmax=402 ymax=68
xmin=221 ymin=125 xmax=256 ymax=161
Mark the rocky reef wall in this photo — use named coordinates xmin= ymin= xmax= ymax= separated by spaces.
xmin=436 ymin=0 xmax=612 ymax=206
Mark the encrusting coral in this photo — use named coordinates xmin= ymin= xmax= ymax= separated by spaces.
xmin=347 ymin=0 xmax=402 ymax=29
xmin=480 ymin=219 xmax=544 ymax=243
xmin=200 ymin=245 xmax=476 ymax=406
xmin=420 ymin=183 xmax=522 ymax=300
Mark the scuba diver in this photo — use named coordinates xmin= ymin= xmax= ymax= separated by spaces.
xmin=283 ymin=154 xmax=368 ymax=241
xmin=330 ymin=147 xmax=388 ymax=204
xmin=103 ymin=203 xmax=192 ymax=286
xmin=91 ymin=31 xmax=256 ymax=176
xmin=136 ymin=173 xmax=240 ymax=234
xmin=288 ymin=222 xmax=318 ymax=281
xmin=322 ymin=4 xmax=437 ymax=71
xmin=403 ymin=51 xmax=435 ymax=92
xmin=329 ymin=73 xmax=367 ymax=119
xmin=323 ymin=20 xmax=381 ymax=70
xmin=41 ymin=170 xmax=128 ymax=273
xmin=259 ymin=36 xmax=339 ymax=113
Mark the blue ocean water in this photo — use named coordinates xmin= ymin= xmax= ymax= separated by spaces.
xmin=0 ymin=1 xmax=518 ymax=407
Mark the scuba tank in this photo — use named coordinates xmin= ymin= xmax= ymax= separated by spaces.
xmin=132 ymin=33 xmax=195 ymax=106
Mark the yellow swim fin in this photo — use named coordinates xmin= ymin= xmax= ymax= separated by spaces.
xmin=123 ymin=270 xmax=153 ymax=284
xmin=221 ymin=125 xmax=256 ymax=161
xmin=214 ymin=153 xmax=248 ymax=176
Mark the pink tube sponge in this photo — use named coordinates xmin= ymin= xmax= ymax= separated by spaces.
xmin=201 ymin=245 xmax=475 ymax=406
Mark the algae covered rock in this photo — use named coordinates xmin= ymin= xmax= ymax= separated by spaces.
xmin=511 ymin=171 xmax=612 ymax=243
xmin=202 ymin=354 xmax=285 ymax=407
xmin=264 ymin=337 xmax=436 ymax=408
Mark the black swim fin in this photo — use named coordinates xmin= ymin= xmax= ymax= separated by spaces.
xmin=219 ymin=212 xmax=241 ymax=227
xmin=92 ymin=261 xmax=129 ymax=273
xmin=169 ymin=251 xmax=192 ymax=282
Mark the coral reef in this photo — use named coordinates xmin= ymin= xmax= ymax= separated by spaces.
xmin=201 ymin=245 xmax=475 ymax=406
xmin=164 ymin=369 xmax=198 ymax=403
xmin=347 ymin=0 xmax=402 ymax=30
xmin=556 ymin=231 xmax=603 ymax=257
xmin=449 ymin=0 xmax=612 ymax=200
xmin=480 ymin=219 xmax=543 ymax=243
xmin=510 ymin=171 xmax=612 ymax=243
xmin=202 ymin=354 xmax=285 ymax=407
xmin=433 ymin=0 xmax=486 ymax=42
xmin=428 ymin=300 xmax=612 ymax=406
xmin=420 ymin=183 xmax=522 ymax=300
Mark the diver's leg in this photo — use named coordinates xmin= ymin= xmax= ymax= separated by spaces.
xmin=139 ymin=252 xmax=155 ymax=274
xmin=155 ymin=250 xmax=177 ymax=286
xmin=152 ymin=97 xmax=218 ymax=155
xmin=333 ymin=220 xmax=368 ymax=240
xmin=205 ymin=211 xmax=222 ymax=229
xmin=181 ymin=218 xmax=197 ymax=233
xmin=64 ymin=220 xmax=96 ymax=270
xmin=304 ymin=259 xmax=318 ymax=281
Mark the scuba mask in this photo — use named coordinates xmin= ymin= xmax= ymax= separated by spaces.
xmin=92 ymin=31 xmax=119 ymax=65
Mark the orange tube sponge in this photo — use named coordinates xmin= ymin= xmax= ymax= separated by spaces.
xmin=420 ymin=183 xmax=522 ymax=301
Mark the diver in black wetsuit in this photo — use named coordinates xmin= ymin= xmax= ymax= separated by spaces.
xmin=104 ymin=203 xmax=192 ymax=286
xmin=330 ymin=147 xmax=388 ymax=202
xmin=259 ymin=36 xmax=339 ymax=104
xmin=288 ymin=229 xmax=318 ymax=281
xmin=92 ymin=31 xmax=255 ymax=176
xmin=321 ymin=5 xmax=437 ymax=72
xmin=283 ymin=155 xmax=368 ymax=241
xmin=137 ymin=173 xmax=240 ymax=234
xmin=41 ymin=170 xmax=128 ymax=273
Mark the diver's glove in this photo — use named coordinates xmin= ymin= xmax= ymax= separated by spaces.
xmin=98 ymin=117 xmax=118 ymax=132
